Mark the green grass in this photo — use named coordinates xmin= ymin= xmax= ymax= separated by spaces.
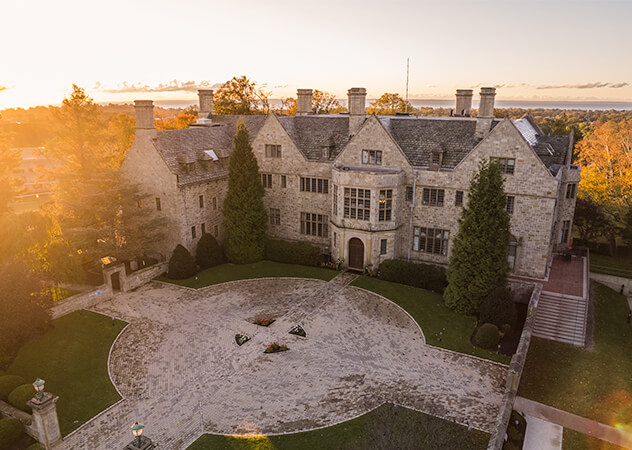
xmin=351 ymin=276 xmax=510 ymax=364
xmin=187 ymin=404 xmax=489 ymax=450
xmin=518 ymin=283 xmax=632 ymax=425
xmin=156 ymin=260 xmax=338 ymax=288
xmin=590 ymin=253 xmax=632 ymax=279
xmin=7 ymin=310 xmax=127 ymax=436
xmin=563 ymin=428 xmax=628 ymax=450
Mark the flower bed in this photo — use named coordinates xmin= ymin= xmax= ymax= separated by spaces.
xmin=289 ymin=324 xmax=306 ymax=337
xmin=264 ymin=342 xmax=288 ymax=353
xmin=235 ymin=334 xmax=250 ymax=346
xmin=254 ymin=317 xmax=275 ymax=327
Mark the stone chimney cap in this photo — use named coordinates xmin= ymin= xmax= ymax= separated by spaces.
xmin=134 ymin=100 xmax=154 ymax=106
xmin=297 ymin=88 xmax=313 ymax=94
xmin=480 ymin=87 xmax=496 ymax=94
xmin=348 ymin=87 xmax=367 ymax=95
xmin=456 ymin=89 xmax=473 ymax=95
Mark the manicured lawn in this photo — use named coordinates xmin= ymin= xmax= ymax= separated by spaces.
xmin=590 ymin=253 xmax=632 ymax=279
xmin=563 ymin=428 xmax=627 ymax=450
xmin=187 ymin=403 xmax=489 ymax=449
xmin=7 ymin=310 xmax=127 ymax=436
xmin=351 ymin=276 xmax=510 ymax=364
xmin=518 ymin=283 xmax=632 ymax=426
xmin=156 ymin=260 xmax=338 ymax=288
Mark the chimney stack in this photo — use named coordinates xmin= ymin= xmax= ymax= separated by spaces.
xmin=454 ymin=89 xmax=473 ymax=117
xmin=348 ymin=87 xmax=367 ymax=135
xmin=475 ymin=87 xmax=496 ymax=138
xmin=198 ymin=89 xmax=214 ymax=118
xmin=134 ymin=100 xmax=155 ymax=130
xmin=297 ymin=89 xmax=313 ymax=116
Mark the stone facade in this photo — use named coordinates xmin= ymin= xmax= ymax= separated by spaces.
xmin=121 ymin=87 xmax=578 ymax=280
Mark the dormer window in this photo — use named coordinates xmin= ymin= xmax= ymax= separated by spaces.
xmin=321 ymin=146 xmax=333 ymax=160
xmin=430 ymin=151 xmax=444 ymax=170
xmin=185 ymin=162 xmax=195 ymax=174
xmin=362 ymin=150 xmax=382 ymax=165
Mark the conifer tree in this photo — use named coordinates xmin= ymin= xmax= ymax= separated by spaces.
xmin=444 ymin=159 xmax=511 ymax=314
xmin=222 ymin=121 xmax=268 ymax=263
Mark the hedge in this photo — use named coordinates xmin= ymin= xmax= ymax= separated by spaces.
xmin=195 ymin=233 xmax=223 ymax=269
xmin=168 ymin=244 xmax=198 ymax=280
xmin=265 ymin=239 xmax=322 ymax=267
xmin=377 ymin=259 xmax=447 ymax=294
xmin=0 ymin=375 xmax=25 ymax=401
xmin=479 ymin=286 xmax=516 ymax=328
xmin=0 ymin=418 xmax=23 ymax=449
xmin=8 ymin=384 xmax=35 ymax=413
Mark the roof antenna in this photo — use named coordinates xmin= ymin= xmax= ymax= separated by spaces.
xmin=405 ymin=57 xmax=410 ymax=114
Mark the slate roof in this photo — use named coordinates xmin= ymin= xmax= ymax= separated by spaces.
xmin=153 ymin=115 xmax=266 ymax=186
xmin=277 ymin=115 xmax=350 ymax=160
xmin=379 ymin=116 xmax=483 ymax=168
xmin=512 ymin=117 xmax=571 ymax=167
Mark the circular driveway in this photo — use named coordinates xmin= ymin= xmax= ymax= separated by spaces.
xmin=59 ymin=274 xmax=506 ymax=449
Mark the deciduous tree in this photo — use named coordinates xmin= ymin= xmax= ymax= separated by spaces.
xmin=222 ymin=121 xmax=267 ymax=263
xmin=367 ymin=93 xmax=409 ymax=115
xmin=0 ymin=130 xmax=20 ymax=216
xmin=214 ymin=76 xmax=270 ymax=115
xmin=444 ymin=160 xmax=510 ymax=314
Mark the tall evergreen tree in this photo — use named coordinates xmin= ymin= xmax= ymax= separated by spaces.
xmin=444 ymin=159 xmax=511 ymax=314
xmin=222 ymin=121 xmax=268 ymax=263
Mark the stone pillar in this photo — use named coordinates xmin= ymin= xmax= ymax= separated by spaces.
xmin=296 ymin=89 xmax=313 ymax=115
xmin=475 ymin=87 xmax=496 ymax=138
xmin=134 ymin=100 xmax=155 ymax=130
xmin=454 ymin=89 xmax=473 ymax=117
xmin=348 ymin=87 xmax=366 ymax=136
xmin=28 ymin=393 xmax=61 ymax=448
xmin=198 ymin=89 xmax=214 ymax=117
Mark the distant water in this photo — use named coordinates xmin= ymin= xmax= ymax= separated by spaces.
xmin=153 ymin=98 xmax=632 ymax=111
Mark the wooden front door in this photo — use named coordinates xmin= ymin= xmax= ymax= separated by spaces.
xmin=348 ymin=238 xmax=364 ymax=270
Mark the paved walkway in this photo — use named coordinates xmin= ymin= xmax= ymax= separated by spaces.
xmin=541 ymin=256 xmax=585 ymax=298
xmin=58 ymin=276 xmax=506 ymax=449
xmin=515 ymin=397 xmax=632 ymax=449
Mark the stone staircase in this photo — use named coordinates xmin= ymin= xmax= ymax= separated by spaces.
xmin=532 ymin=291 xmax=588 ymax=347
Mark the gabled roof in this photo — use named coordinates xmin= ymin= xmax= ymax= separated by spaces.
xmin=277 ymin=115 xmax=350 ymax=160
xmin=152 ymin=115 xmax=266 ymax=186
xmin=378 ymin=116 xmax=484 ymax=168
xmin=512 ymin=117 xmax=571 ymax=167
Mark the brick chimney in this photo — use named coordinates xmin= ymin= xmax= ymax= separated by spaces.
xmin=198 ymin=89 xmax=214 ymax=117
xmin=297 ymin=89 xmax=313 ymax=116
xmin=348 ymin=87 xmax=366 ymax=136
xmin=134 ymin=100 xmax=155 ymax=130
xmin=454 ymin=89 xmax=473 ymax=117
xmin=475 ymin=87 xmax=496 ymax=138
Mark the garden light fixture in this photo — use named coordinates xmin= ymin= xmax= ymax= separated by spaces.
xmin=33 ymin=378 xmax=45 ymax=399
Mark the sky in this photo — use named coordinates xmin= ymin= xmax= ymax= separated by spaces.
xmin=1 ymin=0 xmax=631 ymax=109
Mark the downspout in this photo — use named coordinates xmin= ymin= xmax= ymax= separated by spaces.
xmin=407 ymin=169 xmax=418 ymax=261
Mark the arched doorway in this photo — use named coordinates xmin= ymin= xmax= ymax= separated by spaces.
xmin=348 ymin=238 xmax=364 ymax=271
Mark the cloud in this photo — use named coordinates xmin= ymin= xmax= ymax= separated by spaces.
xmin=536 ymin=82 xmax=629 ymax=90
xmin=99 ymin=80 xmax=222 ymax=94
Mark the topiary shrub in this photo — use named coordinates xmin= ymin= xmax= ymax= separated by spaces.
xmin=0 ymin=375 xmax=25 ymax=401
xmin=8 ymin=384 xmax=35 ymax=412
xmin=265 ymin=239 xmax=321 ymax=267
xmin=474 ymin=323 xmax=501 ymax=349
xmin=479 ymin=286 xmax=516 ymax=328
xmin=196 ymin=233 xmax=223 ymax=269
xmin=0 ymin=418 xmax=23 ymax=448
xmin=168 ymin=244 xmax=197 ymax=280
xmin=377 ymin=259 xmax=447 ymax=294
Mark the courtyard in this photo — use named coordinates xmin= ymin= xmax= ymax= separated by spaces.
xmin=51 ymin=272 xmax=507 ymax=449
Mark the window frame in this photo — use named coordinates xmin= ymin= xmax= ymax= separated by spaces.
xmin=265 ymin=144 xmax=282 ymax=158
xmin=455 ymin=190 xmax=464 ymax=207
xmin=378 ymin=189 xmax=393 ymax=222
xmin=506 ymin=195 xmax=515 ymax=214
xmin=343 ymin=188 xmax=371 ymax=221
xmin=421 ymin=188 xmax=445 ymax=207
xmin=300 ymin=212 xmax=329 ymax=237
xmin=269 ymin=208 xmax=280 ymax=225
xmin=362 ymin=150 xmax=383 ymax=165
xmin=413 ymin=226 xmax=450 ymax=255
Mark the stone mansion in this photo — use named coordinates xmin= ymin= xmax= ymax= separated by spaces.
xmin=120 ymin=86 xmax=580 ymax=279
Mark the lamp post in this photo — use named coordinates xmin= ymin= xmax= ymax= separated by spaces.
xmin=33 ymin=378 xmax=45 ymax=400
xmin=124 ymin=422 xmax=156 ymax=449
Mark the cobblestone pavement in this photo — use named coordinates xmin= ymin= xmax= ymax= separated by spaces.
xmin=59 ymin=274 xmax=507 ymax=449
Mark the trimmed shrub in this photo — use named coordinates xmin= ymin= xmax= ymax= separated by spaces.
xmin=0 ymin=418 xmax=23 ymax=449
xmin=474 ymin=323 xmax=501 ymax=349
xmin=479 ymin=286 xmax=516 ymax=328
xmin=0 ymin=375 xmax=25 ymax=401
xmin=195 ymin=233 xmax=223 ymax=269
xmin=377 ymin=259 xmax=447 ymax=294
xmin=265 ymin=239 xmax=321 ymax=267
xmin=8 ymin=384 xmax=35 ymax=412
xmin=168 ymin=244 xmax=197 ymax=280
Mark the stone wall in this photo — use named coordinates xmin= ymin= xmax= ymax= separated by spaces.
xmin=590 ymin=272 xmax=632 ymax=296
xmin=178 ymin=179 xmax=227 ymax=253
xmin=103 ymin=262 xmax=168 ymax=293
xmin=50 ymin=285 xmax=113 ymax=319
xmin=488 ymin=283 xmax=541 ymax=450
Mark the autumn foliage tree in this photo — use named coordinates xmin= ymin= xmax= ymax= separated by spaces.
xmin=155 ymin=106 xmax=198 ymax=130
xmin=576 ymin=119 xmax=632 ymax=253
xmin=367 ymin=93 xmax=410 ymax=115
xmin=0 ymin=129 xmax=20 ymax=216
xmin=214 ymin=76 xmax=270 ymax=115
